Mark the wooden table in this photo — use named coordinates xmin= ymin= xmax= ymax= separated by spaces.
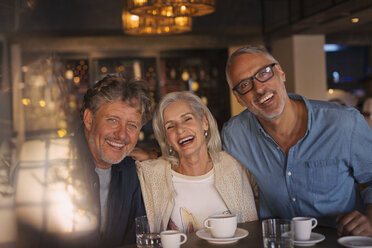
xmin=123 ymin=220 xmax=344 ymax=248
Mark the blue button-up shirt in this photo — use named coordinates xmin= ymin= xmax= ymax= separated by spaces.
xmin=221 ymin=94 xmax=372 ymax=227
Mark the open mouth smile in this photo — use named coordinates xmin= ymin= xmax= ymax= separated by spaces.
xmin=260 ymin=93 xmax=274 ymax=104
xmin=257 ymin=92 xmax=274 ymax=105
xmin=178 ymin=136 xmax=194 ymax=145
xmin=105 ymin=138 xmax=125 ymax=150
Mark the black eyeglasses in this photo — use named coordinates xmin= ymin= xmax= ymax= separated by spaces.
xmin=232 ymin=63 xmax=276 ymax=95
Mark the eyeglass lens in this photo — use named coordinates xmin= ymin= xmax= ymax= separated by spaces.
xmin=234 ymin=63 xmax=275 ymax=95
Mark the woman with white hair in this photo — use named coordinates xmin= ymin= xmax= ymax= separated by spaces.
xmin=136 ymin=91 xmax=257 ymax=233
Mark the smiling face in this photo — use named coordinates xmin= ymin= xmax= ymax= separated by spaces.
xmin=84 ymin=99 xmax=142 ymax=169
xmin=163 ymin=100 xmax=208 ymax=159
xmin=228 ymin=53 xmax=288 ymax=121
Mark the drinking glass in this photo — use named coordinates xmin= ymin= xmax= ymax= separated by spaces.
xmin=135 ymin=216 xmax=161 ymax=248
xmin=262 ymin=219 xmax=294 ymax=248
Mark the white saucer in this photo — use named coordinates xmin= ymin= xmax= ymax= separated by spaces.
xmin=196 ymin=227 xmax=249 ymax=244
xmin=337 ymin=236 xmax=372 ymax=248
xmin=294 ymin=232 xmax=325 ymax=246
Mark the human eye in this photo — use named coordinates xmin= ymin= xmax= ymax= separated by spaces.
xmin=107 ymin=118 xmax=119 ymax=125
xmin=165 ymin=124 xmax=174 ymax=130
xmin=258 ymin=68 xmax=269 ymax=76
xmin=239 ymin=80 xmax=251 ymax=89
xmin=129 ymin=123 xmax=137 ymax=129
xmin=127 ymin=122 xmax=139 ymax=131
xmin=256 ymin=67 xmax=271 ymax=79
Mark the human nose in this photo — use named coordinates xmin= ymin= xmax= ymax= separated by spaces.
xmin=252 ymin=78 xmax=266 ymax=93
xmin=114 ymin=125 xmax=128 ymax=140
xmin=176 ymin=123 xmax=185 ymax=134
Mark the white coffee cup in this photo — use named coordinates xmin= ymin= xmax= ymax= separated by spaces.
xmin=292 ymin=217 xmax=318 ymax=241
xmin=203 ymin=214 xmax=237 ymax=238
xmin=160 ymin=230 xmax=187 ymax=248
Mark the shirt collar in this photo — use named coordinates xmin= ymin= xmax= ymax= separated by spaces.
xmin=288 ymin=93 xmax=312 ymax=135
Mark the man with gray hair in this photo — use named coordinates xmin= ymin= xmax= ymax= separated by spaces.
xmin=222 ymin=45 xmax=372 ymax=236
xmin=15 ymin=74 xmax=152 ymax=248
xmin=74 ymin=74 xmax=152 ymax=246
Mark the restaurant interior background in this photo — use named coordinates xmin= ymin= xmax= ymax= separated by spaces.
xmin=0 ymin=0 xmax=371 ymax=246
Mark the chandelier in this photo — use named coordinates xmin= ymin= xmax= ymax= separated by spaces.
xmin=122 ymin=10 xmax=192 ymax=35
xmin=123 ymin=0 xmax=215 ymax=35
xmin=127 ymin=0 xmax=215 ymax=18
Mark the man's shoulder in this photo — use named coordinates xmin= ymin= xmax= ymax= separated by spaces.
xmin=114 ymin=157 xmax=137 ymax=172
xmin=307 ymin=98 xmax=360 ymax=117
xmin=222 ymin=109 xmax=254 ymax=133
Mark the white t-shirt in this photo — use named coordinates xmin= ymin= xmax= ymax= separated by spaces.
xmin=170 ymin=168 xmax=229 ymax=233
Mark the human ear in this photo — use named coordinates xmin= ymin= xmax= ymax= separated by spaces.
xmin=202 ymin=114 xmax=209 ymax=131
xmin=83 ymin=109 xmax=93 ymax=131
xmin=276 ymin=64 xmax=286 ymax=82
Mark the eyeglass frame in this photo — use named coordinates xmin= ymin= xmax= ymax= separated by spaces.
xmin=232 ymin=63 xmax=277 ymax=95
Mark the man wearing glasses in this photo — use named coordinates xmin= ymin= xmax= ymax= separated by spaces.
xmin=221 ymin=46 xmax=372 ymax=236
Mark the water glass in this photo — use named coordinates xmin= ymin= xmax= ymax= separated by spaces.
xmin=135 ymin=216 xmax=161 ymax=248
xmin=262 ymin=219 xmax=294 ymax=248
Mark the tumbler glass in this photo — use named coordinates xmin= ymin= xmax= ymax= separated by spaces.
xmin=262 ymin=219 xmax=294 ymax=248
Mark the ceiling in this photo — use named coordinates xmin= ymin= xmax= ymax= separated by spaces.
xmin=0 ymin=0 xmax=371 ymax=45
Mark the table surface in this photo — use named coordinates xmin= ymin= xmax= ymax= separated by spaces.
xmin=123 ymin=220 xmax=346 ymax=248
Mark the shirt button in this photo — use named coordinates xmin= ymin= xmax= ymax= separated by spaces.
xmin=288 ymin=171 xmax=292 ymax=176
xmin=276 ymin=146 xmax=280 ymax=150
xmin=292 ymin=198 xmax=296 ymax=202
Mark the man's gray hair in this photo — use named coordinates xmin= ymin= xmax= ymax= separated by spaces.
xmin=225 ymin=45 xmax=278 ymax=86
xmin=81 ymin=74 xmax=152 ymax=125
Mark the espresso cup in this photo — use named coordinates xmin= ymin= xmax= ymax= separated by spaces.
xmin=203 ymin=214 xmax=237 ymax=238
xmin=160 ymin=230 xmax=187 ymax=248
xmin=292 ymin=217 xmax=318 ymax=241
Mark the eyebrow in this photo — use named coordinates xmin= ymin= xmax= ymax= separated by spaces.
xmin=104 ymin=114 xmax=120 ymax=119
xmin=104 ymin=114 xmax=140 ymax=124
xmin=164 ymin=112 xmax=193 ymax=125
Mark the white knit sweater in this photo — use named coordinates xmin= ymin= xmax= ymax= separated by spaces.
xmin=136 ymin=151 xmax=258 ymax=232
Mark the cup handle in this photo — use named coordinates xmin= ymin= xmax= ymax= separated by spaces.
xmin=180 ymin=233 xmax=187 ymax=244
xmin=204 ymin=219 xmax=211 ymax=229
xmin=311 ymin=218 xmax=318 ymax=229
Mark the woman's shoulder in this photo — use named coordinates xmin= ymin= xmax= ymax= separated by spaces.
xmin=218 ymin=151 xmax=241 ymax=165
xmin=214 ymin=151 xmax=245 ymax=171
xmin=136 ymin=157 xmax=171 ymax=173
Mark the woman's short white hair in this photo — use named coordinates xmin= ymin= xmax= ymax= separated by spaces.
xmin=153 ymin=91 xmax=221 ymax=166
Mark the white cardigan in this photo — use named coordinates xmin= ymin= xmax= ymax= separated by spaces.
xmin=136 ymin=151 xmax=258 ymax=232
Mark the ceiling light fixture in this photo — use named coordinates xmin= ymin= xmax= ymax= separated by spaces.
xmin=122 ymin=10 xmax=192 ymax=35
xmin=127 ymin=0 xmax=215 ymax=18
